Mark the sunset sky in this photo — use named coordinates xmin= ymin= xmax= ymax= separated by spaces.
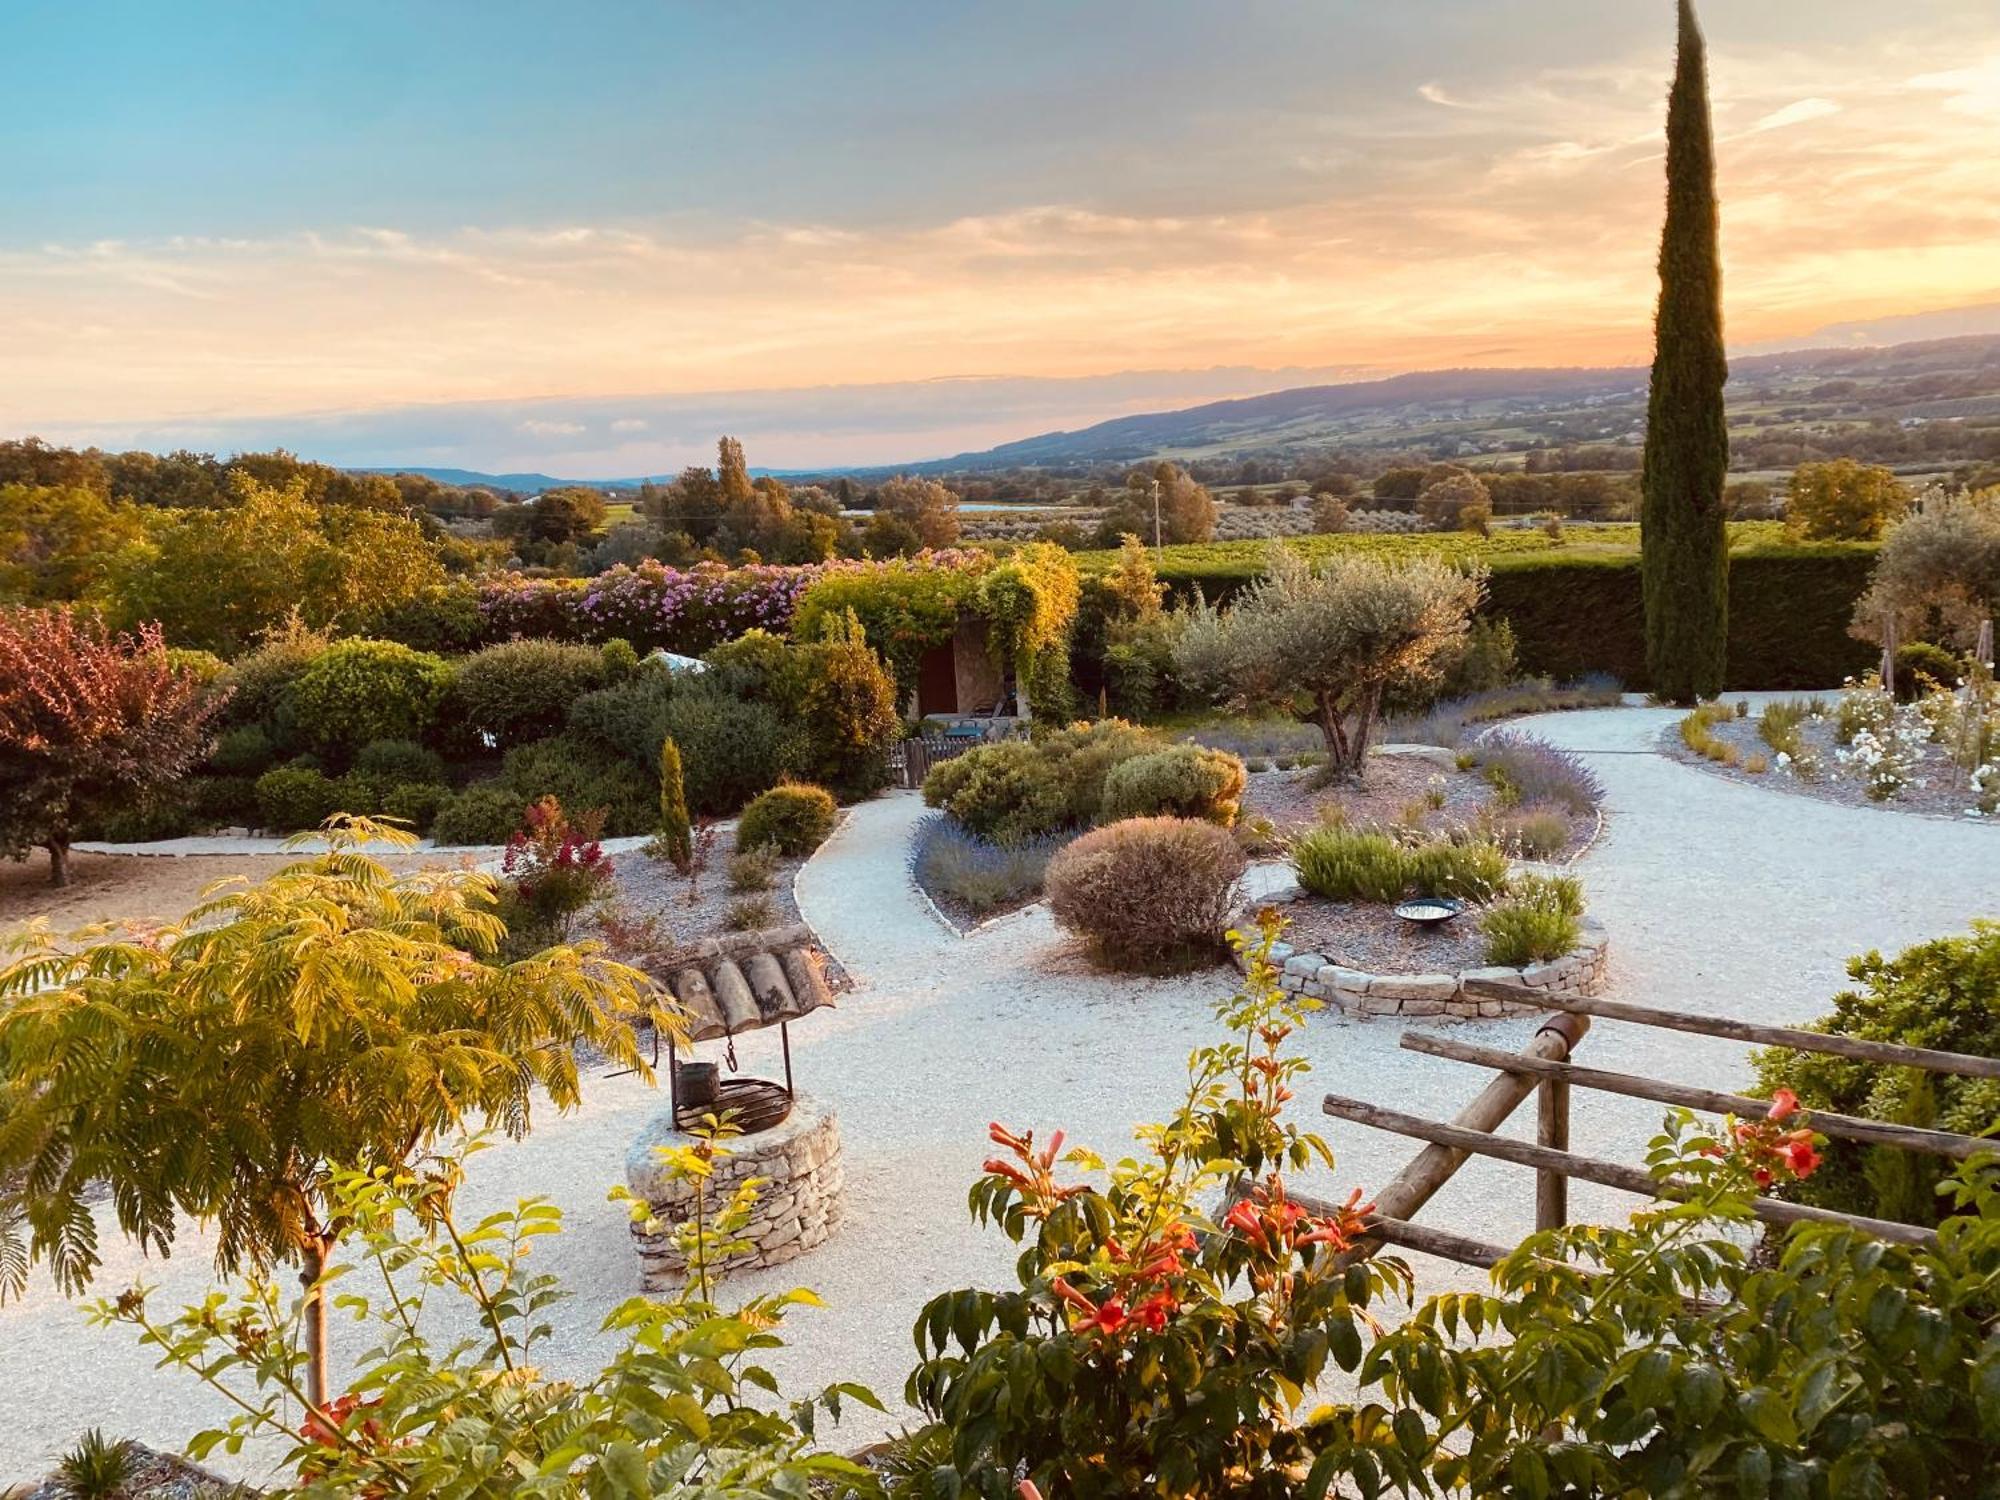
xmin=5 ymin=0 xmax=2000 ymax=471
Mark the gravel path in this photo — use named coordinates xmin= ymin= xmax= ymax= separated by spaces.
xmin=6 ymin=703 xmax=1998 ymax=1484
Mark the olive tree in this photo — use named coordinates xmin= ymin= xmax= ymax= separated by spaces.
xmin=0 ymin=819 xmax=665 ymax=1408
xmin=1854 ymin=489 xmax=2000 ymax=652
xmin=1175 ymin=548 xmax=1483 ymax=780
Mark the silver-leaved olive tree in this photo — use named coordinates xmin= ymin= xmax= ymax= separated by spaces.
xmin=1175 ymin=547 xmax=1484 ymax=780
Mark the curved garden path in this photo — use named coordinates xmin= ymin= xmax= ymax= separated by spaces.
xmin=4 ymin=702 xmax=1997 ymax=1483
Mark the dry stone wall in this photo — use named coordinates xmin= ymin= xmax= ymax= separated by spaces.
xmin=626 ymin=1092 xmax=844 ymax=1289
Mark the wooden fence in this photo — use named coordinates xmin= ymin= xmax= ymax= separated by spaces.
xmin=888 ymin=735 xmax=985 ymax=790
xmin=1288 ymin=982 xmax=2000 ymax=1269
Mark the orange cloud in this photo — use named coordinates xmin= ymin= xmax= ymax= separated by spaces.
xmin=2 ymin=31 xmax=1997 ymax=435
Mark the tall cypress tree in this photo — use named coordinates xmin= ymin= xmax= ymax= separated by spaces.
xmin=1641 ymin=0 xmax=1730 ymax=702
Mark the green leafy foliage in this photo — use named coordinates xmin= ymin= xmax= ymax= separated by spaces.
xmin=497 ymin=734 xmax=657 ymax=836
xmin=353 ymin=737 xmax=445 ymax=785
xmin=1894 ymin=641 xmax=1964 ymax=701
xmin=1043 ymin=816 xmax=1246 ymax=970
xmin=451 ymin=638 xmax=609 ymax=748
xmin=89 ymin=1154 xmax=881 ymax=1498
xmin=253 ymin=764 xmax=340 ymax=832
xmin=1097 ymin=743 xmax=1246 ymax=826
xmin=1786 ymin=458 xmax=1911 ymax=541
xmin=1291 ymin=822 xmax=1509 ymax=904
xmin=736 ymin=782 xmax=837 ymax=857
xmin=0 ymin=819 xmax=659 ymax=1402
xmin=1753 ymin=922 xmax=2000 ymax=1226
xmin=429 ymin=784 xmax=529 ymax=846
xmin=899 ymin=918 xmax=1404 ymax=1491
xmin=1480 ymin=872 xmax=1584 ymax=965
xmin=921 ymin=719 xmax=1163 ymax=845
xmin=287 ymin=638 xmax=452 ymax=759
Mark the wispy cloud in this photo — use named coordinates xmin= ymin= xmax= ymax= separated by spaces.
xmin=3 ymin=21 xmax=1998 ymax=465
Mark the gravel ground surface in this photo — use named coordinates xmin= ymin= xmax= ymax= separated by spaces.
xmin=6 ymin=697 xmax=2000 ymax=1484
xmin=1265 ymin=895 xmax=1492 ymax=972
xmin=1662 ymin=708 xmax=2000 ymax=823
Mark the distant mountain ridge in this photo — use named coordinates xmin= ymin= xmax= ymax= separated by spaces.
xmin=353 ymin=332 xmax=2000 ymax=487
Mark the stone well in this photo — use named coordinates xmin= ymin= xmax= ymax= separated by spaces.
xmin=1237 ymin=916 xmax=1609 ymax=1021
xmin=626 ymin=1092 xmax=844 ymax=1289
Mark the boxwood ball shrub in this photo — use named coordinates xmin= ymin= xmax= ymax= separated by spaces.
xmin=1098 ymin=744 xmax=1246 ymax=826
xmin=208 ymin=724 xmax=277 ymax=777
xmin=253 ymin=765 xmax=339 ymax=832
xmin=354 ymin=738 xmax=446 ymax=786
xmin=1044 ymin=816 xmax=1246 ymax=970
xmin=451 ymin=638 xmax=610 ymax=748
xmin=923 ymin=739 xmax=1074 ymax=847
xmin=430 ymin=784 xmax=529 ymax=846
xmin=380 ymin=780 xmax=446 ymax=833
xmin=287 ymin=638 xmax=453 ymax=759
xmin=922 ymin=719 xmax=1164 ymax=844
xmin=1892 ymin=641 xmax=1963 ymax=702
xmin=735 ymin=782 xmax=837 ymax=857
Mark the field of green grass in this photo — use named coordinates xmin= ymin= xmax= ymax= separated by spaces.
xmin=1069 ymin=520 xmax=1864 ymax=582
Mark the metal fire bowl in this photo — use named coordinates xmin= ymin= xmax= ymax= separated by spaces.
xmin=675 ymin=1077 xmax=794 ymax=1135
xmin=1394 ymin=897 xmax=1464 ymax=926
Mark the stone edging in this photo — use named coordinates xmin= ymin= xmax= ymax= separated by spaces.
xmin=1234 ymin=908 xmax=1609 ymax=1021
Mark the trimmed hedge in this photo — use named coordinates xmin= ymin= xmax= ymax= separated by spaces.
xmin=1157 ymin=541 xmax=1879 ymax=692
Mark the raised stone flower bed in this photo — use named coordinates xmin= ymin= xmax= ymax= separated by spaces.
xmin=1234 ymin=910 xmax=1608 ymax=1020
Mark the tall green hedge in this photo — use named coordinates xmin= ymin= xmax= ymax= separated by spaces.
xmin=1160 ymin=543 xmax=1877 ymax=692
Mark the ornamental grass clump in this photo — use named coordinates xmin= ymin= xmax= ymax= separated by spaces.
xmin=1677 ymin=701 xmax=1739 ymax=764
xmin=1044 ymin=817 xmax=1245 ymax=970
xmin=1291 ymin=822 xmax=1509 ymax=904
xmin=1480 ymin=872 xmax=1584 ymax=966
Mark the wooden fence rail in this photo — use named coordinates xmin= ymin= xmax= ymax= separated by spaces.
xmin=1316 ymin=978 xmax=1995 ymax=1273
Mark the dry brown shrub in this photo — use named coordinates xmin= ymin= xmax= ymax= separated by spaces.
xmin=1044 ymin=816 xmax=1246 ymax=971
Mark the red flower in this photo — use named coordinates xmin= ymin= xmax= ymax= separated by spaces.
xmin=1767 ymin=1088 xmax=1800 ymax=1123
xmin=1132 ymin=1291 xmax=1178 ymax=1332
xmin=1782 ymin=1136 xmax=1821 ymax=1178
xmin=1074 ymin=1295 xmax=1128 ymax=1336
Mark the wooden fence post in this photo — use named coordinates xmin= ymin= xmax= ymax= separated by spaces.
xmin=1536 ymin=1078 xmax=1569 ymax=1232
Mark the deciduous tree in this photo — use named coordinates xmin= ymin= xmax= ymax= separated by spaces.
xmin=0 ymin=819 xmax=660 ymax=1406
xmin=0 ymin=607 xmax=223 ymax=885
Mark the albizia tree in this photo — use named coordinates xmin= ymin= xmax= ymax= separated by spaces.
xmin=0 ymin=606 xmax=223 ymax=885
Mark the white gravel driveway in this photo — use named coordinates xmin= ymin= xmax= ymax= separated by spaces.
xmin=3 ymin=703 xmax=1996 ymax=1484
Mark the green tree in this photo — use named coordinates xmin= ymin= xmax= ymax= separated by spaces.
xmin=1175 ymin=548 xmax=1482 ymax=779
xmin=111 ymin=476 xmax=445 ymax=654
xmin=0 ymin=483 xmax=145 ymax=603
xmin=1785 ymin=458 xmax=1910 ymax=540
xmin=659 ymin=735 xmax=693 ymax=871
xmin=0 ymin=819 xmax=659 ymax=1405
xmin=1640 ymin=0 xmax=1730 ymax=703
xmin=876 ymin=474 xmax=961 ymax=550
xmin=0 ymin=607 xmax=223 ymax=885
